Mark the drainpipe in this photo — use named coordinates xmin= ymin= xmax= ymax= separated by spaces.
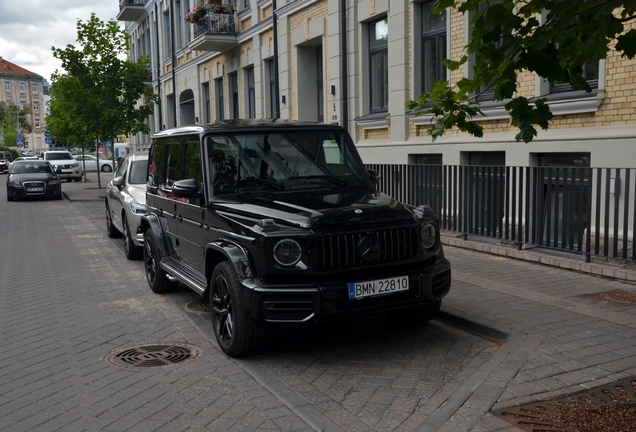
xmin=340 ymin=0 xmax=348 ymax=130
xmin=154 ymin=2 xmax=163 ymax=130
xmin=170 ymin=0 xmax=177 ymax=127
xmin=272 ymin=0 xmax=280 ymax=119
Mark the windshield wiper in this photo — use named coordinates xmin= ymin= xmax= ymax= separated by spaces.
xmin=289 ymin=175 xmax=347 ymax=188
xmin=233 ymin=179 xmax=284 ymax=191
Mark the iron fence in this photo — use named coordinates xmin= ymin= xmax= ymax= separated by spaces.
xmin=366 ymin=164 xmax=636 ymax=263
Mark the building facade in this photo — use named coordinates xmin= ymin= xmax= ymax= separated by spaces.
xmin=118 ymin=0 xmax=636 ymax=169
xmin=0 ymin=57 xmax=46 ymax=152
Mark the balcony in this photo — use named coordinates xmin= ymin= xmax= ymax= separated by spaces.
xmin=117 ymin=0 xmax=146 ymax=22
xmin=189 ymin=9 xmax=238 ymax=52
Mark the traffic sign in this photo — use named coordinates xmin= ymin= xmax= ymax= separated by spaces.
xmin=45 ymin=138 xmax=53 ymax=145
xmin=16 ymin=139 xmax=23 ymax=146
xmin=17 ymin=134 xmax=22 ymax=140
xmin=105 ymin=141 xmax=113 ymax=148
xmin=44 ymin=131 xmax=51 ymax=138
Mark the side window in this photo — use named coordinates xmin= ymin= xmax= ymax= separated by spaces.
xmin=165 ymin=143 xmax=183 ymax=187
xmin=115 ymin=156 xmax=128 ymax=178
xmin=184 ymin=142 xmax=204 ymax=205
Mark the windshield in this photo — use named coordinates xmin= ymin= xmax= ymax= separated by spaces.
xmin=206 ymin=131 xmax=366 ymax=195
xmin=12 ymin=163 xmax=53 ymax=174
xmin=129 ymin=159 xmax=148 ymax=184
xmin=46 ymin=152 xmax=73 ymax=161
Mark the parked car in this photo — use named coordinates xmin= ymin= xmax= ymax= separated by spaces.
xmin=6 ymin=160 xmax=62 ymax=201
xmin=0 ymin=151 xmax=13 ymax=174
xmin=74 ymin=154 xmax=114 ymax=173
xmin=39 ymin=150 xmax=83 ymax=182
xmin=8 ymin=156 xmax=39 ymax=171
xmin=105 ymin=152 xmax=149 ymax=260
xmin=140 ymin=120 xmax=451 ymax=357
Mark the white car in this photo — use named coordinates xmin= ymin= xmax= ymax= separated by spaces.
xmin=105 ymin=152 xmax=149 ymax=260
xmin=39 ymin=150 xmax=83 ymax=182
xmin=74 ymin=154 xmax=114 ymax=173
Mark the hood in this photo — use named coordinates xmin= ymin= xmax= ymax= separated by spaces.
xmin=211 ymin=188 xmax=414 ymax=229
xmin=127 ymin=183 xmax=147 ymax=205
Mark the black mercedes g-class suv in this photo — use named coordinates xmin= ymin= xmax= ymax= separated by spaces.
xmin=141 ymin=120 xmax=451 ymax=356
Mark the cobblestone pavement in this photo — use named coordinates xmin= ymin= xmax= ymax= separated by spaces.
xmin=1 ymin=173 xmax=636 ymax=432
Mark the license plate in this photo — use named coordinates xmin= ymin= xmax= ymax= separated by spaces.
xmin=348 ymin=275 xmax=409 ymax=300
xmin=27 ymin=187 xmax=44 ymax=192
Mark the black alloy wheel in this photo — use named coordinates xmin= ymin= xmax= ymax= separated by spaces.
xmin=105 ymin=201 xmax=121 ymax=238
xmin=123 ymin=215 xmax=142 ymax=260
xmin=143 ymin=230 xmax=173 ymax=294
xmin=210 ymin=262 xmax=267 ymax=357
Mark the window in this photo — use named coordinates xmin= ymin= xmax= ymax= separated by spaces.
xmin=317 ymin=46 xmax=324 ymax=122
xmin=175 ymin=0 xmax=183 ymax=49
xmin=202 ymin=82 xmax=211 ymax=123
xmin=266 ymin=59 xmax=276 ymax=118
xmin=32 ymin=83 xmax=38 ymax=93
xmin=166 ymin=143 xmax=183 ymax=186
xmin=34 ymin=102 xmax=39 ymax=111
xmin=468 ymin=151 xmax=505 ymax=166
xmin=35 ymin=120 xmax=41 ymax=128
xmin=245 ymin=67 xmax=255 ymax=118
xmin=229 ymin=72 xmax=239 ymax=119
xmin=421 ymin=2 xmax=447 ymax=93
xmin=413 ymin=154 xmax=443 ymax=165
xmin=243 ymin=0 xmax=250 ymax=10
xmin=369 ymin=18 xmax=388 ymax=112
xmin=550 ymin=58 xmax=599 ymax=93
xmin=215 ymin=77 xmax=224 ymax=120
xmin=4 ymin=81 xmax=10 ymax=91
xmin=19 ymin=82 xmax=25 ymax=92
xmin=163 ymin=11 xmax=172 ymax=57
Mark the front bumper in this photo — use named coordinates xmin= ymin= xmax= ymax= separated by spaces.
xmin=7 ymin=183 xmax=61 ymax=199
xmin=239 ymin=257 xmax=451 ymax=324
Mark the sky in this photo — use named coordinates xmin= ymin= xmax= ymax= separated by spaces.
xmin=0 ymin=0 xmax=121 ymax=83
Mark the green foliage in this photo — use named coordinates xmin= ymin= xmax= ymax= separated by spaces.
xmin=407 ymin=0 xmax=636 ymax=143
xmin=0 ymin=102 xmax=33 ymax=141
xmin=47 ymin=14 xmax=157 ymax=158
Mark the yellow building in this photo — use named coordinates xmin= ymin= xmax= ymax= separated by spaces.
xmin=118 ymin=0 xmax=636 ymax=169
xmin=0 ymin=57 xmax=47 ymax=152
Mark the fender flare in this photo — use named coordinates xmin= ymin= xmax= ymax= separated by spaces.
xmin=206 ymin=240 xmax=254 ymax=281
xmin=141 ymin=214 xmax=175 ymax=258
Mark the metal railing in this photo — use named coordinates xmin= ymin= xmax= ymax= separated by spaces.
xmin=193 ymin=10 xmax=238 ymax=38
xmin=366 ymin=164 xmax=636 ymax=263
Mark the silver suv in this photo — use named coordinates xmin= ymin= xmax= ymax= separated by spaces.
xmin=39 ymin=150 xmax=83 ymax=182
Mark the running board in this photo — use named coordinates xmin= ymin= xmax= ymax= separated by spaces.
xmin=161 ymin=261 xmax=207 ymax=295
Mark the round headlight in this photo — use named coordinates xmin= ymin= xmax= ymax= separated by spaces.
xmin=421 ymin=224 xmax=437 ymax=249
xmin=273 ymin=239 xmax=302 ymax=266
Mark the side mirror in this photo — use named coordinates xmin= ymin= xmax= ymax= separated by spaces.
xmin=172 ymin=178 xmax=199 ymax=197
xmin=112 ymin=176 xmax=125 ymax=189
xmin=367 ymin=169 xmax=380 ymax=186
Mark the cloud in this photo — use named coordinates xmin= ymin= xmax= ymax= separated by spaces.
xmin=0 ymin=0 xmax=120 ymax=81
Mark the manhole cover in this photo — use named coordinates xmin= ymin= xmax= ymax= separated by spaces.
xmin=578 ymin=289 xmax=636 ymax=308
xmin=103 ymin=343 xmax=202 ymax=369
xmin=492 ymin=377 xmax=636 ymax=431
xmin=186 ymin=299 xmax=210 ymax=313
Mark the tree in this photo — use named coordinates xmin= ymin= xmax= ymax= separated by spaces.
xmin=407 ymin=0 xmax=636 ymax=143
xmin=0 ymin=102 xmax=33 ymax=147
xmin=48 ymin=13 xmax=157 ymax=187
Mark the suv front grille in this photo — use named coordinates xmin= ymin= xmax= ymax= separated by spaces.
xmin=316 ymin=227 xmax=419 ymax=270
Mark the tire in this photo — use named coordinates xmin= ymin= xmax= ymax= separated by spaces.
xmin=105 ymin=200 xmax=121 ymax=238
xmin=7 ymin=194 xmax=13 ymax=201
xmin=74 ymin=177 xmax=81 ymax=182
xmin=123 ymin=214 xmax=142 ymax=260
xmin=55 ymin=192 xmax=62 ymax=200
xmin=210 ymin=262 xmax=268 ymax=357
xmin=387 ymin=300 xmax=441 ymax=325
xmin=143 ymin=230 xmax=174 ymax=294
xmin=102 ymin=165 xmax=112 ymax=173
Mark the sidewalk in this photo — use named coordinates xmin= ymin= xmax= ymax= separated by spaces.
xmin=47 ymin=174 xmax=636 ymax=431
